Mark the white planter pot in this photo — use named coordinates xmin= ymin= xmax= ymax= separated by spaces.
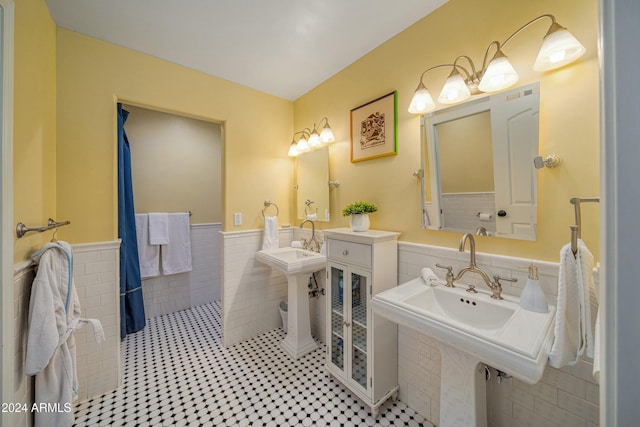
xmin=349 ymin=214 xmax=370 ymax=232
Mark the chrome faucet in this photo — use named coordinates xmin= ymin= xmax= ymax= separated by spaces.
xmin=451 ymin=233 xmax=516 ymax=299
xmin=300 ymin=219 xmax=320 ymax=252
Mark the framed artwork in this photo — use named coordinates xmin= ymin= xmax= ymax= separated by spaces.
xmin=350 ymin=91 xmax=397 ymax=162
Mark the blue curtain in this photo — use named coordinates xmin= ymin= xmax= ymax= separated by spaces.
xmin=118 ymin=103 xmax=146 ymax=338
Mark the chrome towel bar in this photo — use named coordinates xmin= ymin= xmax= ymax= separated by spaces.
xmin=16 ymin=218 xmax=71 ymax=238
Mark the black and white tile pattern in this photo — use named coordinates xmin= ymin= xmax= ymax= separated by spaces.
xmin=74 ymin=302 xmax=432 ymax=427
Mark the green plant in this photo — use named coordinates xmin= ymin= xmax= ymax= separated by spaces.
xmin=342 ymin=201 xmax=378 ymax=216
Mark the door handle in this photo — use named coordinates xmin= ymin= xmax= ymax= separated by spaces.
xmin=497 ymin=210 xmax=507 ymax=217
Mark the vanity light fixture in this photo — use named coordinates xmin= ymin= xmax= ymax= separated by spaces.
xmin=408 ymin=14 xmax=586 ymax=114
xmin=288 ymin=117 xmax=335 ymax=157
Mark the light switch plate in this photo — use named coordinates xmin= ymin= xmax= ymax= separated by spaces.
xmin=233 ymin=213 xmax=242 ymax=226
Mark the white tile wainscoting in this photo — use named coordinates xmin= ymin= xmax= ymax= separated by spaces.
xmin=12 ymin=240 xmax=121 ymax=427
xmin=141 ymin=223 xmax=221 ymax=318
xmin=220 ymin=226 xmax=328 ymax=348
xmin=397 ymin=241 xmax=600 ymax=427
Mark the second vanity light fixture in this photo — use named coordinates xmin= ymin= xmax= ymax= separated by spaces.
xmin=288 ymin=117 xmax=335 ymax=157
xmin=408 ymin=14 xmax=586 ymax=114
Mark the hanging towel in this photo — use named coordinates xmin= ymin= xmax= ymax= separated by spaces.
xmin=262 ymin=216 xmax=279 ymax=251
xmin=148 ymin=212 xmax=170 ymax=245
xmin=26 ymin=241 xmax=105 ymax=427
xmin=549 ymin=239 xmax=597 ymax=368
xmin=135 ymin=214 xmax=160 ymax=278
xmin=161 ymin=213 xmax=192 ymax=275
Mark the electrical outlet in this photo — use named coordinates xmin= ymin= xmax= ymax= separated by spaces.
xmin=233 ymin=213 xmax=242 ymax=226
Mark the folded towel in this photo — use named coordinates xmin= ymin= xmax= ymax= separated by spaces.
xmin=161 ymin=213 xmax=192 ymax=275
xmin=290 ymin=240 xmax=304 ymax=248
xmin=421 ymin=267 xmax=440 ymax=286
xmin=262 ymin=216 xmax=279 ymax=251
xmin=135 ymin=214 xmax=160 ymax=278
xmin=549 ymin=239 xmax=597 ymax=368
xmin=148 ymin=212 xmax=170 ymax=245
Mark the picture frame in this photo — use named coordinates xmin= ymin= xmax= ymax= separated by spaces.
xmin=350 ymin=91 xmax=397 ymax=162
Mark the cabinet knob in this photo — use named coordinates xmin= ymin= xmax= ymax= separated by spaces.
xmin=342 ymin=249 xmax=349 ymax=256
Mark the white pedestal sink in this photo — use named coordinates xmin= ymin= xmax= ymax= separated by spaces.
xmin=372 ymin=277 xmax=556 ymax=427
xmin=256 ymin=247 xmax=326 ymax=359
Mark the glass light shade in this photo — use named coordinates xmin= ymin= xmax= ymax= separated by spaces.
xmin=437 ymin=71 xmax=471 ymax=104
xmin=478 ymin=52 xmax=519 ymax=93
xmin=408 ymin=83 xmax=436 ymax=114
xmin=533 ymin=25 xmax=586 ymax=71
xmin=308 ymin=131 xmax=321 ymax=148
xmin=296 ymin=136 xmax=309 ymax=152
xmin=288 ymin=142 xmax=299 ymax=157
xmin=320 ymin=123 xmax=335 ymax=143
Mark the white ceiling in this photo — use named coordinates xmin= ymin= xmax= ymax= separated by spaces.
xmin=45 ymin=0 xmax=448 ymax=100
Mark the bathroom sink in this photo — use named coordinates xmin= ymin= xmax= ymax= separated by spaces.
xmin=371 ymin=277 xmax=556 ymax=384
xmin=256 ymin=247 xmax=326 ymax=275
xmin=256 ymin=247 xmax=326 ymax=359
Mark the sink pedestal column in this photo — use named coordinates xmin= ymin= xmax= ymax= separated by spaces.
xmin=281 ymin=273 xmax=318 ymax=359
xmin=438 ymin=343 xmax=487 ymax=427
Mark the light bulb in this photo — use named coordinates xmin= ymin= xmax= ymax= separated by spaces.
xmin=320 ymin=123 xmax=335 ymax=143
xmin=534 ymin=23 xmax=586 ymax=71
xmin=288 ymin=142 xmax=299 ymax=157
xmin=308 ymin=131 xmax=321 ymax=148
xmin=478 ymin=51 xmax=519 ymax=93
xmin=438 ymin=70 xmax=471 ymax=104
xmin=408 ymin=82 xmax=436 ymax=114
xmin=296 ymin=136 xmax=309 ymax=152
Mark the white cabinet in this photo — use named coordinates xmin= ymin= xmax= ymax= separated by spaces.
xmin=324 ymin=228 xmax=400 ymax=416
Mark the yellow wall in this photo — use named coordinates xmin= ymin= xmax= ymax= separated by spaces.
xmin=293 ymin=0 xmax=599 ymax=261
xmin=55 ymin=29 xmax=294 ymax=244
xmin=123 ymin=104 xmax=223 ymax=224
xmin=13 ymin=0 xmax=57 ymax=262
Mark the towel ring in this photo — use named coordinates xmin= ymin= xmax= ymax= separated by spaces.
xmin=262 ymin=200 xmax=279 ymax=217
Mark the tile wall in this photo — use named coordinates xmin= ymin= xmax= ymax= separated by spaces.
xmin=220 ymin=228 xmax=293 ymax=347
xmin=397 ymin=241 xmax=600 ymax=426
xmin=12 ymin=240 xmax=121 ymax=427
xmin=220 ymin=227 xmax=327 ymax=348
xmin=142 ymin=223 xmax=221 ymax=318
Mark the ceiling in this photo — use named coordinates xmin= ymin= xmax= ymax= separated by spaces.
xmin=45 ymin=0 xmax=448 ymax=100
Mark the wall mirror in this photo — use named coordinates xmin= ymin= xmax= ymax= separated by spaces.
xmin=421 ymin=82 xmax=539 ymax=241
xmin=296 ymin=147 xmax=330 ymax=221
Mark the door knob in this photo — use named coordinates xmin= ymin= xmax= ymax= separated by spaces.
xmin=497 ymin=210 xmax=507 ymax=217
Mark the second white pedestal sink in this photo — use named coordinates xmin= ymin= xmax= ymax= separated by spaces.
xmin=372 ymin=277 xmax=556 ymax=427
xmin=256 ymin=247 xmax=326 ymax=359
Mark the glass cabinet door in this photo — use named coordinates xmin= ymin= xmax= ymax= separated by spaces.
xmin=329 ymin=265 xmax=345 ymax=373
xmin=350 ymin=271 xmax=368 ymax=390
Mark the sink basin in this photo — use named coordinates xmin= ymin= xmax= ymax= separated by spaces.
xmin=371 ymin=277 xmax=556 ymax=384
xmin=256 ymin=247 xmax=326 ymax=359
xmin=256 ymin=247 xmax=326 ymax=275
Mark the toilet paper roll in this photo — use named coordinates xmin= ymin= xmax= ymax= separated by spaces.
xmin=478 ymin=213 xmax=493 ymax=221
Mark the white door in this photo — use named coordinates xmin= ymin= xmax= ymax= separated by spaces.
xmin=490 ymin=84 xmax=539 ymax=240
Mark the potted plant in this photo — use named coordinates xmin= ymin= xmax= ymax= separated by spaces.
xmin=342 ymin=201 xmax=378 ymax=232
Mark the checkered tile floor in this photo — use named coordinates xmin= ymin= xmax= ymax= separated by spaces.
xmin=73 ymin=302 xmax=432 ymax=426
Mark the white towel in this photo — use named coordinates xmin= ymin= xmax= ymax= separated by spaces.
xmin=549 ymin=239 xmax=597 ymax=368
xmin=161 ymin=213 xmax=192 ymax=275
xmin=262 ymin=216 xmax=279 ymax=251
xmin=148 ymin=212 xmax=170 ymax=245
xmin=135 ymin=214 xmax=160 ymax=278
xmin=421 ymin=267 xmax=440 ymax=286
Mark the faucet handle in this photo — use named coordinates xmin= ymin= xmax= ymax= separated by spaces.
xmin=491 ymin=275 xmax=517 ymax=300
xmin=435 ymin=264 xmax=455 ymax=287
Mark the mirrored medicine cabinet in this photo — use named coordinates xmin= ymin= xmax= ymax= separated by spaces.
xmin=421 ymin=82 xmax=540 ymax=241
xmin=296 ymin=147 xmax=330 ymax=221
